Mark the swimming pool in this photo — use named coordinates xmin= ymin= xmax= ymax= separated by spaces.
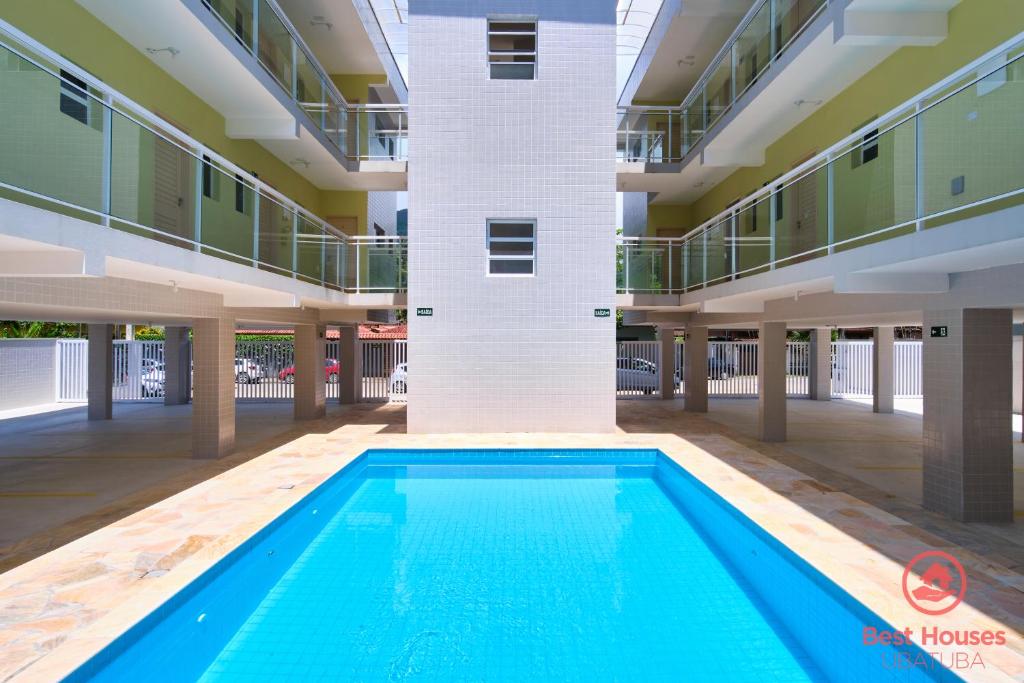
xmin=69 ymin=450 xmax=955 ymax=681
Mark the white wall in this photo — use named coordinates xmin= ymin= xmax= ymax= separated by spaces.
xmin=407 ymin=1 xmax=617 ymax=432
xmin=0 ymin=339 xmax=56 ymax=410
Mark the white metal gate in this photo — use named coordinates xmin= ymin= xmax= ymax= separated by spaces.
xmin=234 ymin=341 xmax=296 ymax=401
xmin=56 ymin=340 xmax=88 ymax=401
xmin=831 ymin=341 xmax=873 ymax=398
xmin=894 ymin=341 xmax=923 ymax=398
xmin=361 ymin=340 xmax=407 ymax=402
xmin=616 ymin=341 xmax=661 ymax=398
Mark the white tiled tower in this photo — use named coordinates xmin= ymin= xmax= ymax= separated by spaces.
xmin=407 ymin=0 xmax=617 ymax=432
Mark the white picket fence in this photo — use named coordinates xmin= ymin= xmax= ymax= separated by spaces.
xmin=55 ymin=338 xmax=921 ymax=404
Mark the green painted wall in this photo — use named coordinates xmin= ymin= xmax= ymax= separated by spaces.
xmin=689 ymin=0 xmax=1024 ymax=227
xmin=330 ymin=74 xmax=386 ymax=103
xmin=1 ymin=0 xmax=323 ymax=213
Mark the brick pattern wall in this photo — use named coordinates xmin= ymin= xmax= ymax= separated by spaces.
xmin=407 ymin=1 xmax=617 ymax=432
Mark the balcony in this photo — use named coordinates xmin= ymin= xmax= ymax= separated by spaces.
xmin=201 ymin=0 xmax=407 ymax=163
xmin=0 ymin=27 xmax=406 ymax=295
xmin=617 ymin=33 xmax=1024 ymax=300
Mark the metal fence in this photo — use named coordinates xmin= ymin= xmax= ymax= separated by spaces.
xmin=54 ymin=338 xmax=923 ymax=404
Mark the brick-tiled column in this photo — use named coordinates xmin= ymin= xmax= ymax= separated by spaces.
xmin=164 ymin=326 xmax=191 ymax=406
xmin=684 ymin=326 xmax=708 ymax=412
xmin=191 ymin=318 xmax=235 ymax=459
xmin=923 ymin=308 xmax=1012 ymax=522
xmin=295 ymin=324 xmax=327 ymax=420
xmin=658 ymin=327 xmax=676 ymax=400
xmin=338 ymin=325 xmax=360 ymax=405
xmin=808 ymin=328 xmax=832 ymax=401
xmin=873 ymin=326 xmax=895 ymax=414
xmin=758 ymin=322 xmax=787 ymax=442
xmin=87 ymin=324 xmax=113 ymax=420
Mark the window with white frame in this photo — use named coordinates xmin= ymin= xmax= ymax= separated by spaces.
xmin=487 ymin=20 xmax=537 ymax=80
xmin=486 ymin=220 xmax=535 ymax=275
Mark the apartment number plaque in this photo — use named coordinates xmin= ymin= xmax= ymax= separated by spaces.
xmin=416 ymin=308 xmax=434 ymax=317
xmin=929 ymin=325 xmax=948 ymax=338
xmin=594 ymin=308 xmax=611 ymax=318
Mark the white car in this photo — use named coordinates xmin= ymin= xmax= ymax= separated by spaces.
xmin=616 ymin=357 xmax=659 ymax=394
xmin=389 ymin=363 xmax=408 ymax=394
xmin=141 ymin=362 xmax=166 ymax=397
xmin=234 ymin=358 xmax=263 ymax=384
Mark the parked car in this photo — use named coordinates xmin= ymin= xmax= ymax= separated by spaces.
xmin=141 ymin=362 xmax=165 ymax=398
xmin=616 ymin=357 xmax=658 ymax=393
xmin=389 ymin=363 xmax=408 ymax=393
xmin=235 ymin=358 xmax=263 ymax=384
xmin=278 ymin=358 xmax=341 ymax=384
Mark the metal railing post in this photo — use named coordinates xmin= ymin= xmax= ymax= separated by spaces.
xmin=769 ymin=184 xmax=777 ymax=268
xmin=683 ymin=241 xmax=689 ymax=290
xmin=356 ymin=239 xmax=361 ymax=293
xmin=252 ymin=0 xmax=259 ymax=54
xmin=769 ymin=0 xmax=777 ymax=58
xmin=101 ymin=95 xmax=112 ymax=227
xmin=291 ymin=211 xmax=298 ymax=278
xmin=915 ymin=105 xmax=924 ymax=231
xmin=624 ymin=243 xmax=630 ymax=292
xmin=702 ymin=231 xmax=708 ymax=287
xmin=194 ymin=155 xmax=204 ymax=252
xmin=252 ymin=188 xmax=260 ymax=266
xmin=826 ymin=156 xmax=835 ymax=254
xmin=730 ymin=213 xmax=738 ymax=280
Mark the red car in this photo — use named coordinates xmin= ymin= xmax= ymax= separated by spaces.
xmin=279 ymin=358 xmax=341 ymax=384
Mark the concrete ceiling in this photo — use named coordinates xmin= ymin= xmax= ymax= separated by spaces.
xmin=277 ymin=0 xmax=385 ymax=75
xmin=632 ymin=0 xmax=754 ymax=103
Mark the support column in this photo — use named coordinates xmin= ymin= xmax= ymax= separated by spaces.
xmin=295 ymin=324 xmax=327 ymax=420
xmin=658 ymin=326 xmax=676 ymax=400
xmin=683 ymin=326 xmax=708 ymax=412
xmin=191 ymin=318 xmax=235 ymax=459
xmin=758 ymin=322 xmax=787 ymax=442
xmin=87 ymin=324 xmax=113 ymax=420
xmin=164 ymin=326 xmax=191 ymax=406
xmin=338 ymin=325 xmax=361 ymax=405
xmin=923 ymin=309 xmax=1013 ymax=522
xmin=808 ymin=328 xmax=832 ymax=401
xmin=873 ymin=326 xmax=895 ymax=414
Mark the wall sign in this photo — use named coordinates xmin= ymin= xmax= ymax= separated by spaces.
xmin=594 ymin=308 xmax=611 ymax=318
xmin=930 ymin=325 xmax=948 ymax=338
xmin=416 ymin=307 xmax=433 ymax=317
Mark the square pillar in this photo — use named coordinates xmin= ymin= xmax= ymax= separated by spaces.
xmin=295 ymin=324 xmax=327 ymax=420
xmin=873 ymin=326 xmax=895 ymax=414
xmin=923 ymin=309 xmax=1013 ymax=522
xmin=164 ymin=326 xmax=191 ymax=406
xmin=191 ymin=318 xmax=235 ymax=459
xmin=684 ymin=326 xmax=708 ymax=412
xmin=808 ymin=328 xmax=832 ymax=401
xmin=87 ymin=324 xmax=113 ymax=420
xmin=758 ymin=322 xmax=787 ymax=442
xmin=658 ymin=326 xmax=677 ymax=400
xmin=338 ymin=325 xmax=361 ymax=405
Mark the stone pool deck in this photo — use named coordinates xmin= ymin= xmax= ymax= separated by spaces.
xmin=0 ymin=402 xmax=1022 ymax=681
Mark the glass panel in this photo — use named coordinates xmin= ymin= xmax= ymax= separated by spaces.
xmin=257 ymin=0 xmax=293 ymax=91
xmin=489 ymin=241 xmax=534 ymax=256
xmin=0 ymin=48 xmax=105 ymax=212
xmin=683 ymin=103 xmax=703 ymax=153
xmin=833 ymin=120 xmax=917 ymax=247
xmin=490 ymin=63 xmax=534 ymax=80
xmin=205 ymin=0 xmax=255 ymax=51
xmin=296 ymin=215 xmax=325 ymax=283
xmin=295 ymin=51 xmax=324 ymax=123
xmin=922 ymin=51 xmax=1024 ymax=218
xmin=622 ymin=243 xmax=666 ymax=291
xmin=489 ymin=222 xmax=534 ymax=238
xmin=704 ymin=220 xmax=729 ymax=284
xmin=684 ymin=238 xmax=703 ymax=289
xmin=324 ymin=236 xmax=343 ymax=288
xmin=775 ymin=166 xmax=827 ymax=264
xmin=201 ymin=165 xmax=254 ymax=262
xmin=775 ymin=0 xmax=826 ymax=51
xmin=368 ymin=240 xmax=401 ymax=288
xmin=703 ymin=54 xmax=733 ymax=128
xmin=733 ymin=197 xmax=772 ymax=277
xmin=110 ymin=112 xmax=195 ymax=245
xmin=257 ymin=194 xmax=294 ymax=274
xmin=489 ymin=259 xmax=533 ymax=275
xmin=734 ymin=3 xmax=772 ymax=97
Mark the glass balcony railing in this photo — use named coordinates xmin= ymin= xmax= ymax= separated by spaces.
xmin=618 ymin=0 xmax=828 ymax=163
xmin=201 ymin=0 xmax=407 ymax=161
xmin=618 ymin=35 xmax=1024 ymax=293
xmin=0 ymin=27 xmax=406 ymax=293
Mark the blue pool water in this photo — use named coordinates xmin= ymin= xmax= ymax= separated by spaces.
xmin=71 ymin=450 xmax=955 ymax=682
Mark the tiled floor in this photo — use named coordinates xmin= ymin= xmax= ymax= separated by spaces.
xmin=0 ymin=399 xmax=1022 ymax=681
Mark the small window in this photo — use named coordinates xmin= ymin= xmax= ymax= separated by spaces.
xmin=488 ymin=20 xmax=536 ymax=80
xmin=201 ymin=155 xmax=221 ymax=199
xmin=852 ymin=123 xmax=879 ymax=168
xmin=234 ymin=174 xmax=248 ymax=214
xmin=486 ymin=219 xmax=535 ymax=276
xmin=59 ymin=69 xmax=90 ymax=125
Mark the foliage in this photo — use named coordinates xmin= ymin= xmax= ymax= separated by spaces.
xmin=0 ymin=321 xmax=84 ymax=338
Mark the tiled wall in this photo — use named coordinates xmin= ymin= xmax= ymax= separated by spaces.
xmin=407 ymin=1 xmax=617 ymax=432
xmin=0 ymin=339 xmax=56 ymax=410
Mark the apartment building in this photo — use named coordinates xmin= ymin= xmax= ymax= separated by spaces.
xmin=0 ymin=0 xmax=1021 ymax=522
